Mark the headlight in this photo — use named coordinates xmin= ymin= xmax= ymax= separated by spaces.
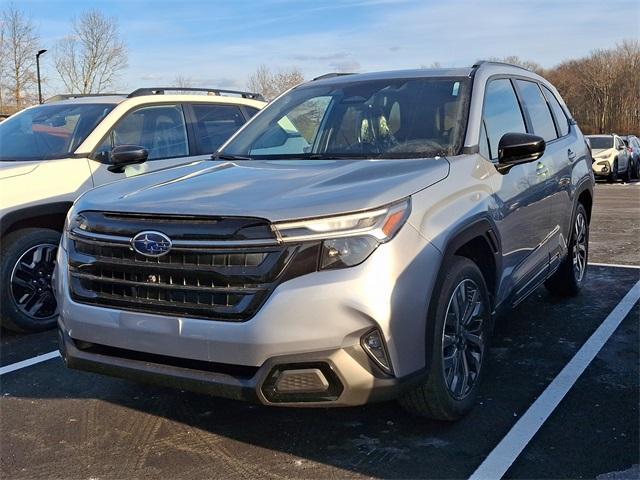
xmin=64 ymin=213 xmax=87 ymax=232
xmin=320 ymin=236 xmax=379 ymax=270
xmin=61 ymin=211 xmax=87 ymax=251
xmin=272 ymin=198 xmax=411 ymax=270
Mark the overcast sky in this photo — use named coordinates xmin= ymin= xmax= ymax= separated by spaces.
xmin=13 ymin=0 xmax=640 ymax=94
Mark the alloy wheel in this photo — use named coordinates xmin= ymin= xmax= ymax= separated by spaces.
xmin=441 ymin=278 xmax=486 ymax=400
xmin=572 ymin=212 xmax=587 ymax=282
xmin=10 ymin=243 xmax=58 ymax=319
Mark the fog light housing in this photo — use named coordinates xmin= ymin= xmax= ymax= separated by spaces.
xmin=275 ymin=368 xmax=329 ymax=393
xmin=361 ymin=329 xmax=393 ymax=375
xmin=261 ymin=362 xmax=343 ymax=403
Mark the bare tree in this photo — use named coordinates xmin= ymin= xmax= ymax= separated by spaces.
xmin=174 ymin=75 xmax=193 ymax=89
xmin=546 ymin=40 xmax=639 ymax=134
xmin=247 ymin=65 xmax=304 ymax=101
xmin=1 ymin=4 xmax=39 ymax=109
xmin=54 ymin=10 xmax=127 ymax=94
xmin=0 ymin=16 xmax=6 ymax=112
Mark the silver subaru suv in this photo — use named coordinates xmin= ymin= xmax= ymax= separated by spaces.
xmin=56 ymin=62 xmax=594 ymax=419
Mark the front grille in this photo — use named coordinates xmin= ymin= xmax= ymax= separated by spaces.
xmin=68 ymin=212 xmax=320 ymax=321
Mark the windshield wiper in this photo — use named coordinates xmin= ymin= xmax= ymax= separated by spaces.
xmin=211 ymin=153 xmax=252 ymax=161
xmin=295 ymin=153 xmax=375 ymax=160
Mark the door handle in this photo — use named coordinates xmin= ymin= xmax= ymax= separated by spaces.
xmin=567 ymin=149 xmax=577 ymax=162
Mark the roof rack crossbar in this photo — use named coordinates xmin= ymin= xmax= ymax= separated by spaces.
xmin=45 ymin=93 xmax=126 ymax=103
xmin=312 ymin=72 xmax=356 ymax=81
xmin=127 ymin=87 xmax=264 ymax=101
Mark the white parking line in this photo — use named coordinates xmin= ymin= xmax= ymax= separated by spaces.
xmin=0 ymin=350 xmax=60 ymax=376
xmin=469 ymin=279 xmax=640 ymax=480
xmin=589 ymin=262 xmax=640 ymax=270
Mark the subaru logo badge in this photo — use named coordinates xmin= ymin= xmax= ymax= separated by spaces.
xmin=131 ymin=231 xmax=172 ymax=257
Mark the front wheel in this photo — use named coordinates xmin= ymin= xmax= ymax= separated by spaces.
xmin=0 ymin=228 xmax=61 ymax=332
xmin=399 ymin=256 xmax=491 ymax=420
xmin=544 ymin=203 xmax=589 ymax=297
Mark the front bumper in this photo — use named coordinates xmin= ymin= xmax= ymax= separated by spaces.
xmin=56 ymin=222 xmax=441 ymax=406
xmin=592 ymin=159 xmax=612 ymax=177
xmin=58 ymin=324 xmax=426 ymax=406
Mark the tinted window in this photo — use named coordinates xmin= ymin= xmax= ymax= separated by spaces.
xmin=245 ymin=107 xmax=260 ymax=118
xmin=541 ymin=85 xmax=569 ymax=137
xmin=482 ymin=79 xmax=527 ymax=160
xmin=587 ymin=136 xmax=613 ymax=149
xmin=249 ymin=97 xmax=331 ymax=156
xmin=0 ymin=103 xmax=115 ymax=161
xmin=98 ymin=104 xmax=188 ymax=160
xmin=222 ymin=78 xmax=471 ymax=159
xmin=192 ymin=104 xmax=245 ymax=153
xmin=515 ymin=80 xmax=557 ymax=142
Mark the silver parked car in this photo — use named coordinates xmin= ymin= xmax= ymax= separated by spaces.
xmin=56 ymin=62 xmax=594 ymax=419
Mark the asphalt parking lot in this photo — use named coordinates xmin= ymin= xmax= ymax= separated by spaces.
xmin=1 ymin=182 xmax=639 ymax=479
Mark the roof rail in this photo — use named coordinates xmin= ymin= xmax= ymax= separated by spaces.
xmin=44 ymin=93 xmax=126 ymax=103
xmin=127 ymin=87 xmax=264 ymax=101
xmin=472 ymin=60 xmax=532 ymax=72
xmin=312 ymin=72 xmax=356 ymax=81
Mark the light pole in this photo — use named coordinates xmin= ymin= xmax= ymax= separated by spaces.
xmin=36 ymin=49 xmax=47 ymax=104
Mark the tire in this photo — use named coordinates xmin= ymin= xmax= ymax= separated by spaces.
xmin=544 ymin=203 xmax=589 ymax=297
xmin=1 ymin=228 xmax=61 ymax=333
xmin=607 ymin=159 xmax=618 ymax=183
xmin=399 ymin=256 xmax=492 ymax=420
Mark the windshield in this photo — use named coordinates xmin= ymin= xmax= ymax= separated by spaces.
xmin=588 ymin=136 xmax=613 ymax=150
xmin=0 ymin=103 xmax=116 ymax=161
xmin=220 ymin=77 xmax=470 ymax=159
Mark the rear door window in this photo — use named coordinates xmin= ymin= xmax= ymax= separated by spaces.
xmin=482 ymin=79 xmax=527 ymax=160
xmin=192 ymin=104 xmax=246 ymax=153
xmin=515 ymin=80 xmax=557 ymax=142
xmin=541 ymin=85 xmax=569 ymax=137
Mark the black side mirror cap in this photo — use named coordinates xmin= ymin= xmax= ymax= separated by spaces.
xmin=497 ymin=132 xmax=545 ymax=174
xmin=107 ymin=145 xmax=149 ymax=173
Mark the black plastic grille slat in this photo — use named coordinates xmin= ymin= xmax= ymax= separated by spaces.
xmin=68 ymin=215 xmax=299 ymax=321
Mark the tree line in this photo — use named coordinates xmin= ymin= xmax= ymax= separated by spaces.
xmin=491 ymin=41 xmax=639 ymax=135
xmin=0 ymin=2 xmax=637 ymax=135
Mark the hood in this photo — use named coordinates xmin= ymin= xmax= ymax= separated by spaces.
xmin=0 ymin=161 xmax=39 ymax=180
xmin=75 ymin=158 xmax=449 ymax=221
xmin=592 ymin=148 xmax=614 ymax=157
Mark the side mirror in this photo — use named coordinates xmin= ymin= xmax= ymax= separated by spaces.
xmin=497 ymin=132 xmax=545 ymax=173
xmin=107 ymin=145 xmax=149 ymax=173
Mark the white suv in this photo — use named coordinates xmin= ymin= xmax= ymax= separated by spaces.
xmin=0 ymin=88 xmax=265 ymax=332
xmin=587 ymin=134 xmax=631 ymax=182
